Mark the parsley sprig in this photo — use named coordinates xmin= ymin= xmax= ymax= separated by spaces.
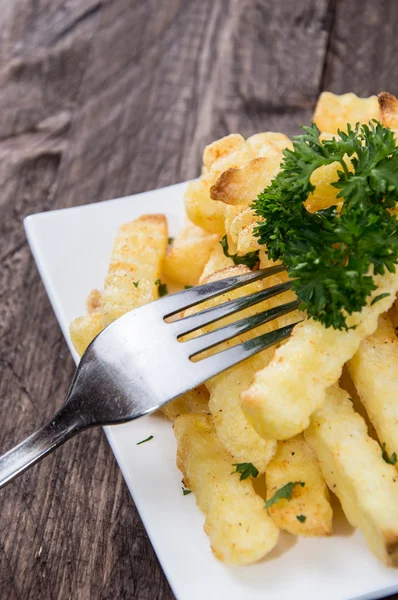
xmin=253 ymin=121 xmax=398 ymax=330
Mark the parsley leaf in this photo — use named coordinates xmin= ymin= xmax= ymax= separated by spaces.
xmin=182 ymin=487 xmax=192 ymax=496
xmin=184 ymin=285 xmax=193 ymax=289
xmin=155 ymin=279 xmax=168 ymax=297
xmin=370 ymin=293 xmax=390 ymax=306
xmin=264 ymin=481 xmax=305 ymax=509
xmin=220 ymin=235 xmax=259 ymax=269
xmin=232 ymin=462 xmax=259 ymax=480
xmin=253 ymin=121 xmax=398 ymax=330
xmin=136 ymin=435 xmax=154 ymax=445
xmin=296 ymin=514 xmax=307 ymax=523
xmin=133 ymin=280 xmax=140 ymax=288
xmin=382 ymin=442 xmax=397 ymax=465
xmin=168 ymin=237 xmax=174 ymax=244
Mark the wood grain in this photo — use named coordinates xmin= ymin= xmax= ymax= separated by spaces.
xmin=0 ymin=1 xmax=397 ymax=598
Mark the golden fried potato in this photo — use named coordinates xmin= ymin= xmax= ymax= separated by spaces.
xmin=86 ymin=289 xmax=102 ymax=314
xmin=185 ymin=135 xmax=255 ymax=234
xmin=305 ymin=159 xmax=352 ymax=213
xmin=189 ymin=267 xmax=282 ymax=472
xmin=247 ymin=132 xmax=292 ymax=157
xmin=161 ymin=386 xmax=210 ymax=420
xmin=184 ymin=178 xmax=227 ymax=235
xmin=69 ymin=312 xmax=103 ymax=356
xmin=265 ymin=435 xmax=333 ymax=537
xmin=378 ymin=92 xmax=398 ymax=129
xmin=202 ymin=134 xmax=246 ymax=172
xmin=174 ymin=414 xmax=279 ymax=564
xmin=348 ymin=314 xmax=398 ymax=468
xmin=305 ymin=384 xmax=398 ymax=566
xmin=241 ymin=270 xmax=398 ymax=440
xmin=207 ymin=355 xmax=277 ymax=474
xmin=102 ymin=214 xmax=167 ymax=326
xmin=313 ymin=92 xmax=378 ymax=134
xmin=210 ymin=156 xmax=282 ymax=207
xmin=199 ymin=242 xmax=233 ymax=283
xmin=389 ymin=299 xmax=398 ymax=333
xmin=163 ymin=220 xmax=219 ymax=286
xmin=224 ymin=205 xmax=262 ymax=254
xmin=70 ymin=289 xmax=103 ymax=356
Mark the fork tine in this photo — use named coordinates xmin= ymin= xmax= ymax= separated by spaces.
xmin=173 ymin=280 xmax=293 ymax=335
xmin=159 ymin=264 xmax=286 ymax=316
xmin=194 ymin=322 xmax=301 ymax=381
xmin=185 ymin=300 xmax=300 ymax=357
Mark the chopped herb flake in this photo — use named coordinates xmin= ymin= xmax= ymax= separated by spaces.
xmin=232 ymin=462 xmax=259 ymax=480
xmin=133 ymin=281 xmax=140 ymax=288
xmin=136 ymin=435 xmax=154 ymax=445
xmin=370 ymin=293 xmax=391 ymax=306
xmin=382 ymin=443 xmax=397 ymax=465
xmin=296 ymin=514 xmax=307 ymax=523
xmin=264 ymin=481 xmax=305 ymax=509
xmin=182 ymin=487 xmax=192 ymax=496
xmin=155 ymin=279 xmax=168 ymax=297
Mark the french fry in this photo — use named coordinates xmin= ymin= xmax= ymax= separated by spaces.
xmin=210 ymin=156 xmax=282 ymax=207
xmin=102 ymin=214 xmax=167 ymax=326
xmin=70 ymin=289 xmax=104 ymax=356
xmin=224 ymin=206 xmax=263 ymax=255
xmin=207 ymin=355 xmax=277 ymax=474
xmin=246 ymin=132 xmax=292 ymax=157
xmin=203 ymin=134 xmax=246 ymax=172
xmin=199 ymin=242 xmax=233 ymax=283
xmin=161 ymin=386 xmax=210 ymax=421
xmin=69 ymin=312 xmax=103 ymax=357
xmin=195 ymin=267 xmax=278 ymax=472
xmin=305 ymin=384 xmax=398 ymax=566
xmin=86 ymin=289 xmax=102 ymax=314
xmin=174 ymin=414 xmax=279 ymax=564
xmin=389 ymin=299 xmax=398 ymax=333
xmin=378 ymin=92 xmax=398 ymax=129
xmin=305 ymin=158 xmax=352 ymax=213
xmin=313 ymin=92 xmax=378 ymax=134
xmin=163 ymin=220 xmax=219 ymax=286
xmin=265 ymin=435 xmax=333 ymax=536
xmin=185 ymin=135 xmax=255 ymax=234
xmin=241 ymin=270 xmax=398 ymax=440
xmin=348 ymin=314 xmax=398 ymax=467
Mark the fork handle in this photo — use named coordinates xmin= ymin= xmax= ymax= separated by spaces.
xmin=0 ymin=402 xmax=85 ymax=490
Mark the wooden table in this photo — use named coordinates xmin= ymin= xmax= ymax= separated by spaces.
xmin=1 ymin=1 xmax=398 ymax=598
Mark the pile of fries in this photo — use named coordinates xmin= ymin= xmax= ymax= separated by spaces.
xmin=70 ymin=91 xmax=398 ymax=568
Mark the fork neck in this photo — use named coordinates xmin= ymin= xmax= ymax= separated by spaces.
xmin=0 ymin=394 xmax=89 ymax=490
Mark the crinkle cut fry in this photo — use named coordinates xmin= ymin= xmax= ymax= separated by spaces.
xmin=102 ymin=214 xmax=168 ymax=326
xmin=348 ymin=313 xmax=398 ymax=469
xmin=305 ymin=384 xmax=398 ymax=566
xmin=265 ymin=435 xmax=333 ymax=537
xmin=174 ymin=414 xmax=279 ymax=565
xmin=241 ymin=270 xmax=398 ymax=440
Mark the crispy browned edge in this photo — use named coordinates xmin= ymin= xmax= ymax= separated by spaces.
xmin=210 ymin=158 xmax=267 ymax=204
xmin=378 ymin=92 xmax=398 ymax=125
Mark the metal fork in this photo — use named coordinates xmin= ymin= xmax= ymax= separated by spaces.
xmin=0 ymin=265 xmax=300 ymax=490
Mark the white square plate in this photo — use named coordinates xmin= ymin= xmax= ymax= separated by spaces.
xmin=24 ymin=181 xmax=398 ymax=600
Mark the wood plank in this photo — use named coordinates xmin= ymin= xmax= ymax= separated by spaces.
xmin=321 ymin=0 xmax=398 ymax=96
xmin=54 ymin=0 xmax=330 ymax=208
